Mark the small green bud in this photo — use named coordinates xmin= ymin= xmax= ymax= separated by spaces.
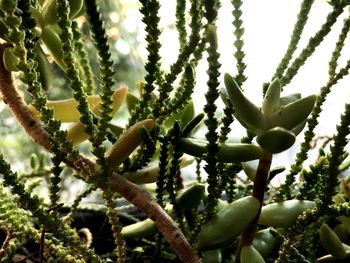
xmin=30 ymin=154 xmax=37 ymax=170
xmin=38 ymin=153 xmax=46 ymax=171
xmin=262 ymin=78 xmax=281 ymax=117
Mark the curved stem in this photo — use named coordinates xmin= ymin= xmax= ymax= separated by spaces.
xmin=0 ymin=44 xmax=51 ymax=150
xmin=236 ymin=150 xmax=272 ymax=262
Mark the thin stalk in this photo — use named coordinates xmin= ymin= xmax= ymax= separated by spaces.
xmin=272 ymin=0 xmax=314 ymax=81
xmin=0 ymin=232 xmax=15 ymax=259
xmin=236 ymin=150 xmax=272 ymax=262
xmin=280 ymin=5 xmax=344 ymax=88
xmin=102 ymin=190 xmax=126 ymax=263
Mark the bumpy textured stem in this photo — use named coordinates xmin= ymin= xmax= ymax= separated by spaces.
xmin=0 ymin=154 xmax=103 ymax=262
xmin=232 ymin=0 xmax=247 ymax=86
xmin=56 ymin=0 xmax=95 ymax=137
xmin=0 ymin=232 xmax=14 ymax=259
xmin=236 ymin=151 xmax=272 ymax=262
xmin=176 ymin=0 xmax=187 ymax=50
xmin=297 ymin=157 xmax=327 ymax=200
xmin=328 ymin=14 xmax=350 ymax=78
xmin=0 ymin=44 xmax=50 ymax=149
xmin=129 ymin=0 xmax=162 ymax=125
xmin=71 ymin=21 xmax=95 ymax=94
xmin=153 ymin=0 xmax=201 ymax=119
xmin=108 ymin=172 xmax=200 ymax=263
xmin=271 ymin=0 xmax=314 ymax=81
xmin=204 ymin=0 xmax=219 ymax=24
xmin=165 ymin=64 xmax=195 ymax=117
xmin=64 ymin=186 xmax=95 ymax=224
xmin=85 ymin=0 xmax=115 ymax=143
xmin=319 ymin=102 xmax=350 ymax=211
xmin=219 ymin=103 xmax=234 ymax=143
xmin=103 ymin=190 xmax=126 ymax=263
xmin=156 ymin=136 xmax=170 ymax=208
xmin=281 ymin=5 xmax=344 ymax=87
xmin=203 ymin=25 xmax=221 ymax=221
xmin=124 ymin=126 xmax=157 ymax=172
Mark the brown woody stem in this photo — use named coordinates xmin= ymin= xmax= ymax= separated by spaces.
xmin=236 ymin=150 xmax=272 ymax=262
xmin=0 ymin=44 xmax=51 ymax=150
xmin=0 ymin=44 xmax=200 ymax=263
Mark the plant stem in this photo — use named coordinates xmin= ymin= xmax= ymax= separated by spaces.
xmin=236 ymin=150 xmax=272 ymax=262
xmin=0 ymin=44 xmax=51 ymax=150
xmin=108 ymin=172 xmax=199 ymax=263
xmin=0 ymin=232 xmax=15 ymax=259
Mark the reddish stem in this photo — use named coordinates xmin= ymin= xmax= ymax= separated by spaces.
xmin=236 ymin=151 xmax=272 ymax=261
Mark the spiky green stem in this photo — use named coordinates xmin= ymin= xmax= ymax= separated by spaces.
xmin=232 ymin=0 xmax=247 ymax=86
xmin=271 ymin=0 xmax=314 ymax=81
xmin=153 ymin=0 xmax=201 ymax=119
xmin=71 ymin=21 xmax=96 ymax=95
xmin=319 ymin=103 xmax=350 ymax=211
xmin=102 ymin=190 xmax=126 ymax=263
xmin=129 ymin=0 xmax=162 ymax=125
xmin=56 ymin=0 xmax=95 ymax=137
xmin=176 ymin=0 xmax=187 ymax=50
xmin=156 ymin=136 xmax=170 ymax=208
xmin=203 ymin=25 xmax=221 ymax=221
xmin=85 ymin=0 xmax=116 ymax=178
xmin=328 ymin=14 xmax=350 ymax=78
xmin=280 ymin=4 xmax=344 ymax=88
